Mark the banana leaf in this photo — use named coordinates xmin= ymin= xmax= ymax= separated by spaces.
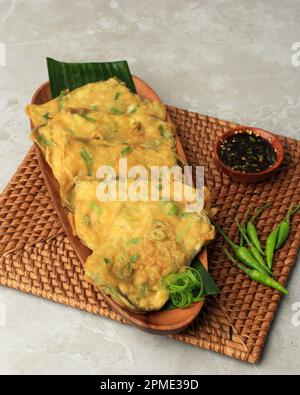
xmin=46 ymin=57 xmax=136 ymax=99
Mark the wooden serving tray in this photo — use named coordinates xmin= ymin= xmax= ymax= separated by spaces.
xmin=30 ymin=76 xmax=208 ymax=334
xmin=1 ymin=106 xmax=300 ymax=363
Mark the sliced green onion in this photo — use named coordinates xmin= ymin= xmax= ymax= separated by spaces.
xmin=127 ymin=104 xmax=139 ymax=113
xmin=158 ymin=124 xmax=164 ymax=136
xmin=168 ymin=275 xmax=190 ymax=292
xmin=80 ymin=146 xmax=93 ymax=176
xmin=58 ymin=89 xmax=69 ymax=112
xmin=38 ymin=133 xmax=51 ymax=146
xmin=78 ymin=114 xmax=96 ymax=122
xmin=119 ymin=262 xmax=132 ymax=279
xmin=114 ymin=92 xmax=120 ymax=100
xmin=42 ymin=112 xmax=52 ymax=121
xmin=104 ymin=257 xmax=112 ymax=265
xmin=140 ymin=283 xmax=148 ymax=298
xmin=170 ymin=291 xmax=193 ymax=308
xmin=150 ymin=228 xmax=166 ymax=241
xmin=90 ymin=201 xmax=102 ymax=215
xmin=83 ymin=215 xmax=90 ymax=225
xmin=164 ymin=267 xmax=205 ymax=309
xmin=90 ymin=104 xmax=99 ymax=111
xmin=181 ymin=212 xmax=194 ymax=217
xmin=130 ymin=254 xmax=140 ymax=263
xmin=162 ymin=202 xmax=180 ymax=216
xmin=121 ymin=145 xmax=133 ymax=157
xmin=127 ymin=237 xmax=141 ymax=245
xmin=110 ymin=108 xmax=125 ymax=115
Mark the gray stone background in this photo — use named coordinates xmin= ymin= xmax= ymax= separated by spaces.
xmin=0 ymin=0 xmax=299 ymax=374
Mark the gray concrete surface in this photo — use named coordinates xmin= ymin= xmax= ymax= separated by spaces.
xmin=0 ymin=0 xmax=299 ymax=374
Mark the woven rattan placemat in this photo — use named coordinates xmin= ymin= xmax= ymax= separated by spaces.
xmin=1 ymin=106 xmax=300 ymax=363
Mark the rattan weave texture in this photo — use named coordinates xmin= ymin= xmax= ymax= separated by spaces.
xmin=1 ymin=106 xmax=299 ymax=363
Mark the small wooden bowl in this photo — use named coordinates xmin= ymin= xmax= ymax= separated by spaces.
xmin=214 ymin=127 xmax=284 ymax=183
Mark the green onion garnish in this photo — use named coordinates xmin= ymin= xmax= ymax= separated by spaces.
xmin=140 ymin=283 xmax=148 ymax=298
xmin=78 ymin=114 xmax=96 ymax=122
xmin=37 ymin=133 xmax=51 ymax=146
xmin=90 ymin=201 xmax=102 ymax=215
xmin=90 ymin=105 xmax=99 ymax=111
xmin=127 ymin=238 xmax=141 ymax=245
xmin=104 ymin=257 xmax=112 ymax=265
xmin=121 ymin=145 xmax=133 ymax=157
xmin=35 ymin=124 xmax=51 ymax=145
xmin=110 ymin=108 xmax=125 ymax=115
xmin=162 ymin=202 xmax=180 ymax=216
xmin=158 ymin=124 xmax=164 ymax=136
xmin=164 ymin=267 xmax=204 ymax=308
xmin=83 ymin=215 xmax=90 ymax=225
xmin=80 ymin=146 xmax=93 ymax=176
xmin=114 ymin=92 xmax=120 ymax=100
xmin=58 ymin=89 xmax=68 ymax=112
xmin=127 ymin=104 xmax=138 ymax=113
xmin=42 ymin=112 xmax=52 ymax=121
xmin=130 ymin=254 xmax=140 ymax=263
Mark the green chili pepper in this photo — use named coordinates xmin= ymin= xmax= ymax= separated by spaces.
xmin=223 ymin=247 xmax=288 ymax=295
xmin=246 ymin=203 xmax=271 ymax=255
xmin=235 ymin=218 xmax=273 ymax=276
xmin=240 ymin=208 xmax=250 ymax=246
xmin=276 ymin=205 xmax=300 ymax=250
xmin=265 ymin=226 xmax=279 ymax=269
xmin=214 ymin=222 xmax=270 ymax=275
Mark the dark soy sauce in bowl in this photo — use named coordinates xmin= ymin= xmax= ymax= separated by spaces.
xmin=218 ymin=130 xmax=277 ymax=174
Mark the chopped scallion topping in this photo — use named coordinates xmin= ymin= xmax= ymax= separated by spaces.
xmin=127 ymin=104 xmax=138 ymax=113
xmin=164 ymin=268 xmax=204 ymax=308
xmin=80 ymin=146 xmax=93 ymax=176
xmin=79 ymin=114 xmax=96 ymax=122
xmin=130 ymin=254 xmax=140 ymax=263
xmin=110 ymin=108 xmax=125 ymax=115
xmin=83 ymin=215 xmax=90 ymax=225
xmin=127 ymin=238 xmax=141 ymax=245
xmin=58 ymin=89 xmax=69 ymax=112
xmin=37 ymin=133 xmax=51 ymax=146
xmin=121 ymin=145 xmax=133 ymax=157
xmin=162 ymin=202 xmax=181 ymax=216
xmin=158 ymin=124 xmax=164 ymax=136
xmin=90 ymin=105 xmax=99 ymax=111
xmin=90 ymin=201 xmax=102 ymax=215
xmin=42 ymin=112 xmax=52 ymax=121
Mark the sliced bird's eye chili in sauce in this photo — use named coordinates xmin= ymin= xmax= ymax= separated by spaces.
xmin=218 ymin=130 xmax=277 ymax=173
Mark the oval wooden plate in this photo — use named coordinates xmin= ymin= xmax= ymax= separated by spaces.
xmin=30 ymin=76 xmax=208 ymax=334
